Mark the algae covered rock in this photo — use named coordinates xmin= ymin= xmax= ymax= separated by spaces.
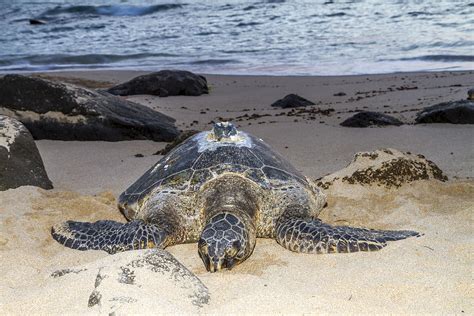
xmin=317 ymin=148 xmax=447 ymax=190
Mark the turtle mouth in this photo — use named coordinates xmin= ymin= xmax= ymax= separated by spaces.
xmin=199 ymin=253 xmax=236 ymax=273
xmin=198 ymin=244 xmax=237 ymax=273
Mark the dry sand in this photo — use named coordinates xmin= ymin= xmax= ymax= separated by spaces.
xmin=0 ymin=70 xmax=473 ymax=314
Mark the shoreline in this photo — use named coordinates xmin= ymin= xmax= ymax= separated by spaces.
xmin=1 ymin=57 xmax=472 ymax=76
xmin=9 ymin=67 xmax=473 ymax=78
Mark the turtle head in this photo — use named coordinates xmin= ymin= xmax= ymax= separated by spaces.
xmin=198 ymin=212 xmax=255 ymax=272
xmin=117 ymin=194 xmax=140 ymax=220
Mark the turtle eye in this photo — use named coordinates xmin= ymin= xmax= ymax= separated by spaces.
xmin=225 ymin=240 xmax=241 ymax=257
xmin=225 ymin=246 xmax=237 ymax=257
xmin=198 ymin=239 xmax=208 ymax=252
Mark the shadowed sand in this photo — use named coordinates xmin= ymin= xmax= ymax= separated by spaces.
xmin=0 ymin=70 xmax=473 ymax=314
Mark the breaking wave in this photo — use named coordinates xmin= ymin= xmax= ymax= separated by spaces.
xmin=40 ymin=4 xmax=184 ymax=17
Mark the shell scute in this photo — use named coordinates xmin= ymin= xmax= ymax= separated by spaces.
xmin=160 ymin=169 xmax=193 ymax=190
xmin=248 ymin=140 xmax=302 ymax=177
xmin=244 ymin=168 xmax=270 ymax=189
xmin=120 ymin=134 xmax=201 ymax=198
xmin=193 ymin=146 xmax=263 ymax=170
xmin=210 ymin=163 xmax=248 ymax=176
xmin=120 ymin=130 xmax=312 ymax=208
xmin=262 ymin=166 xmax=293 ymax=182
xmin=189 ymin=169 xmax=213 ymax=192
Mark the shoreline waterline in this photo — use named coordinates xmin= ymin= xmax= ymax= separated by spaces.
xmin=1 ymin=1 xmax=473 ymax=76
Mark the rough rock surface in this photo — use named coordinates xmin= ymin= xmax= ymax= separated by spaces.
xmin=0 ymin=115 xmax=53 ymax=191
xmin=340 ymin=111 xmax=403 ymax=127
xmin=51 ymin=249 xmax=210 ymax=314
xmin=107 ymin=70 xmax=209 ymax=97
xmin=271 ymin=94 xmax=315 ymax=108
xmin=317 ymin=148 xmax=447 ymax=190
xmin=415 ymin=100 xmax=474 ymax=124
xmin=154 ymin=129 xmax=200 ymax=155
xmin=467 ymin=88 xmax=473 ymax=100
xmin=0 ymin=74 xmax=179 ymax=141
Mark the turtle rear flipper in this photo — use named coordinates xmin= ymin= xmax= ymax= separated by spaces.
xmin=52 ymin=220 xmax=168 ymax=254
xmin=275 ymin=217 xmax=421 ymax=254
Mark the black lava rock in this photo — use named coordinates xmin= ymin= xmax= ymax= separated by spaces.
xmin=467 ymin=88 xmax=474 ymax=100
xmin=340 ymin=111 xmax=403 ymax=127
xmin=107 ymin=70 xmax=209 ymax=97
xmin=0 ymin=115 xmax=53 ymax=191
xmin=415 ymin=100 xmax=474 ymax=124
xmin=0 ymin=74 xmax=179 ymax=141
xmin=271 ymin=94 xmax=315 ymax=108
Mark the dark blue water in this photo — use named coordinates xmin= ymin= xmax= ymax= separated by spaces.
xmin=1 ymin=0 xmax=473 ymax=75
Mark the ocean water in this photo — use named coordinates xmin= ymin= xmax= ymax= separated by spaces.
xmin=0 ymin=0 xmax=473 ymax=75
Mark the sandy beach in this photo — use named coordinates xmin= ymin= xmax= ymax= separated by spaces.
xmin=1 ymin=70 xmax=473 ymax=314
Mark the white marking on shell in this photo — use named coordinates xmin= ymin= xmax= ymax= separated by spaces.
xmin=151 ymin=163 xmax=161 ymax=173
xmin=0 ymin=116 xmax=21 ymax=153
xmin=196 ymin=131 xmax=253 ymax=153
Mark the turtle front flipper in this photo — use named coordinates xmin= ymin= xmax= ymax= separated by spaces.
xmin=275 ymin=217 xmax=421 ymax=254
xmin=52 ymin=220 xmax=169 ymax=254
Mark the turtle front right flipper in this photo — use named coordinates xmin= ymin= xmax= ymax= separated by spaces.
xmin=275 ymin=217 xmax=421 ymax=254
xmin=52 ymin=220 xmax=169 ymax=254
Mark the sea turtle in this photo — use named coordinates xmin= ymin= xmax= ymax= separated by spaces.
xmin=52 ymin=122 xmax=420 ymax=272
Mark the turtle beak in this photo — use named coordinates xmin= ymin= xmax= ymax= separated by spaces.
xmin=208 ymin=258 xmax=236 ymax=272
xmin=198 ymin=249 xmax=224 ymax=273
xmin=209 ymin=258 xmax=223 ymax=273
xmin=198 ymin=241 xmax=232 ymax=273
xmin=199 ymin=254 xmax=237 ymax=273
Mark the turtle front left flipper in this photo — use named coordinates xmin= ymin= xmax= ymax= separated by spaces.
xmin=52 ymin=220 xmax=171 ymax=254
xmin=275 ymin=216 xmax=421 ymax=254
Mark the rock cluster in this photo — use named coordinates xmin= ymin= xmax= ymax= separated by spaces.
xmin=0 ymin=74 xmax=179 ymax=141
